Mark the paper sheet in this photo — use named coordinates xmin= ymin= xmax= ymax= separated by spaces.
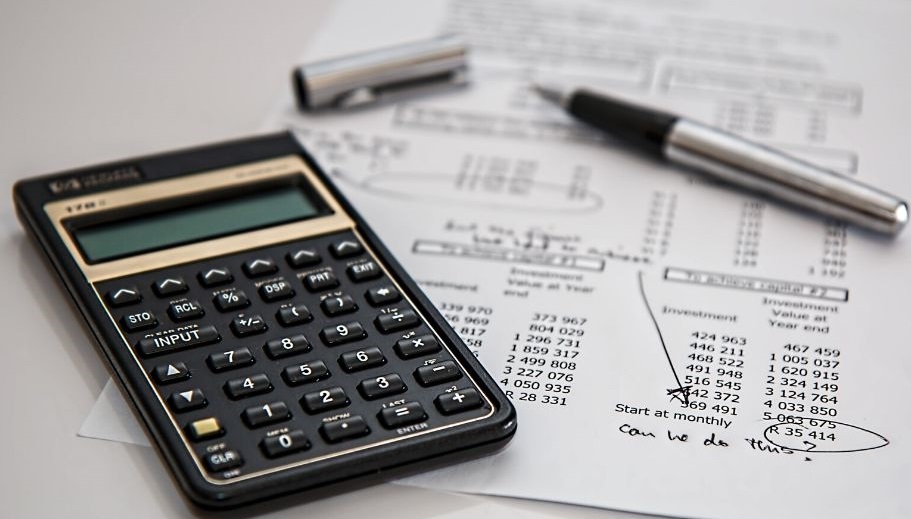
xmin=82 ymin=0 xmax=911 ymax=517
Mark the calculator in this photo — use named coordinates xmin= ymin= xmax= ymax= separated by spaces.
xmin=13 ymin=133 xmax=516 ymax=508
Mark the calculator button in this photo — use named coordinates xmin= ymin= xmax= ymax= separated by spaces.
xmin=152 ymin=277 xmax=188 ymax=297
xmin=198 ymin=268 xmax=233 ymax=287
xmin=395 ymin=334 xmax=441 ymax=359
xmin=106 ymin=287 xmax=141 ymax=307
xmin=207 ymin=347 xmax=255 ymax=372
xmin=282 ymin=360 xmax=330 ymax=386
xmin=243 ymin=258 xmax=278 ymax=278
xmin=168 ymin=300 xmax=205 ymax=322
xmin=435 ymin=388 xmax=482 ymax=415
xmin=329 ymin=240 xmax=363 ymax=258
xmin=375 ymin=309 xmax=420 ymax=333
xmin=214 ymin=290 xmax=250 ymax=312
xmin=187 ymin=417 xmax=223 ymax=441
xmin=261 ymin=430 xmax=310 ymax=458
xmin=225 ymin=373 xmax=273 ymax=399
xmin=415 ymin=361 xmax=462 ymax=386
xmin=264 ymin=334 xmax=311 ymax=359
xmin=277 ymin=304 xmax=312 ymax=326
xmin=230 ymin=315 xmax=267 ymax=337
xmin=320 ymin=416 xmax=369 ymax=443
xmin=366 ymin=285 xmax=401 ymax=306
xmin=287 ymin=249 xmax=321 ymax=268
xmin=120 ymin=310 xmax=158 ymax=332
xmin=136 ymin=325 xmax=220 ymax=357
xmin=319 ymin=321 xmax=367 ymax=346
xmin=379 ymin=402 xmax=427 ymax=429
xmin=358 ymin=373 xmax=406 ymax=400
xmin=347 ymin=261 xmax=382 ymax=282
xmin=320 ymin=294 xmax=357 ymax=316
xmin=339 ymin=347 xmax=386 ymax=373
xmin=169 ymin=389 xmax=207 ymax=412
xmin=304 ymin=270 xmax=339 ymax=292
xmin=301 ymin=386 xmax=349 ymax=414
xmin=259 ymin=280 xmax=295 ymax=302
xmin=152 ymin=362 xmax=190 ymax=384
xmin=204 ymin=450 xmax=243 ymax=472
xmin=242 ymin=401 xmax=291 ymax=428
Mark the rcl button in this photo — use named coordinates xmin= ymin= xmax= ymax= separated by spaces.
xmin=168 ymin=300 xmax=204 ymax=322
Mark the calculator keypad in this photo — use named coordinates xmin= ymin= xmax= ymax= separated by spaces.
xmin=97 ymin=230 xmax=492 ymax=481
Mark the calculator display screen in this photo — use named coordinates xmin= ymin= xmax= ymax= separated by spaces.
xmin=73 ymin=184 xmax=326 ymax=263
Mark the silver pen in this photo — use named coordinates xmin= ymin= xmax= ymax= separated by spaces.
xmin=533 ymin=84 xmax=908 ymax=235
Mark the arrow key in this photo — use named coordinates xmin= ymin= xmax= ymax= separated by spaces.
xmin=152 ymin=277 xmax=188 ymax=297
xmin=329 ymin=239 xmax=363 ymax=258
xmin=243 ymin=258 xmax=278 ymax=277
xmin=106 ymin=287 xmax=141 ymax=307
xmin=168 ymin=388 xmax=207 ymax=412
xmin=152 ymin=362 xmax=190 ymax=384
xmin=198 ymin=267 xmax=233 ymax=287
xmin=366 ymin=285 xmax=401 ymax=306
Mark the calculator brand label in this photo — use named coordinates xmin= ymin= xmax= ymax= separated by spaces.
xmin=47 ymin=165 xmax=143 ymax=195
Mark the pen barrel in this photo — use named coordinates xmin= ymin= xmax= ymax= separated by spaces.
xmin=663 ymin=120 xmax=909 ymax=235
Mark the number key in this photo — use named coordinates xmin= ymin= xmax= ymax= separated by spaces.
xmin=301 ymin=386 xmax=349 ymax=414
xmin=264 ymin=334 xmax=310 ymax=359
xmin=282 ymin=360 xmax=330 ymax=386
xmin=339 ymin=347 xmax=386 ymax=373
xmin=319 ymin=321 xmax=366 ymax=346
xmin=207 ymin=347 xmax=255 ymax=372
xmin=358 ymin=373 xmax=406 ymax=400
xmin=242 ymin=401 xmax=291 ymax=428
xmin=225 ymin=373 xmax=272 ymax=399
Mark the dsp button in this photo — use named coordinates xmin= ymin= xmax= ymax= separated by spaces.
xmin=198 ymin=267 xmax=233 ymax=287
xmin=204 ymin=450 xmax=243 ymax=472
xmin=375 ymin=309 xmax=420 ymax=333
xmin=347 ymin=261 xmax=381 ymax=282
xmin=120 ymin=310 xmax=158 ymax=332
xmin=259 ymin=280 xmax=295 ymax=302
xmin=242 ymin=401 xmax=291 ymax=428
xmin=303 ymin=269 xmax=339 ymax=292
xmin=329 ymin=239 xmax=363 ymax=258
xmin=152 ymin=277 xmax=187 ymax=297
xmin=106 ymin=287 xmax=141 ymax=307
xmin=261 ymin=430 xmax=310 ymax=458
xmin=243 ymin=258 xmax=278 ymax=278
xmin=415 ymin=361 xmax=462 ymax=386
xmin=394 ymin=334 xmax=441 ymax=359
xmin=168 ymin=300 xmax=205 ymax=322
xmin=320 ymin=416 xmax=369 ymax=443
xmin=379 ymin=402 xmax=427 ymax=429
xmin=435 ymin=388 xmax=482 ymax=415
xmin=136 ymin=326 xmax=220 ymax=357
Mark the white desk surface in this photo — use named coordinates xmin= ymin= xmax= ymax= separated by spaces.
xmin=0 ymin=2 xmax=646 ymax=517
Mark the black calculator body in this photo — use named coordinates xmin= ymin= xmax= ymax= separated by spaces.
xmin=13 ymin=133 xmax=516 ymax=508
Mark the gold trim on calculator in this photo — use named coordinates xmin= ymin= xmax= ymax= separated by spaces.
xmin=42 ymin=155 xmax=496 ymax=486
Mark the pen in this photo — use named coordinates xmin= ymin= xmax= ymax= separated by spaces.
xmin=533 ymin=84 xmax=909 ymax=235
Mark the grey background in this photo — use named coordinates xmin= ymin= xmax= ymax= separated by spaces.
xmin=0 ymin=1 xmax=641 ymax=517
